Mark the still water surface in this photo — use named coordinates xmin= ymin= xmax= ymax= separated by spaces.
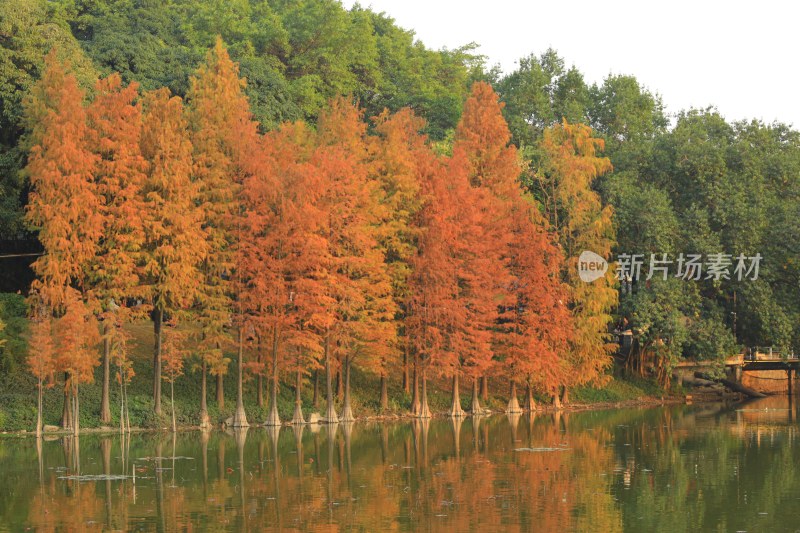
xmin=1 ymin=397 xmax=799 ymax=532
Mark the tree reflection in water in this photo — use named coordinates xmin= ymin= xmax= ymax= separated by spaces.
xmin=8 ymin=398 xmax=800 ymax=531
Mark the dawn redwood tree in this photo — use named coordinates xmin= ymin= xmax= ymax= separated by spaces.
xmin=239 ymin=134 xmax=284 ymax=426
xmin=537 ymin=120 xmax=618 ymax=404
xmin=271 ymin=124 xmax=329 ymax=425
xmin=27 ymin=299 xmax=56 ymax=437
xmin=312 ymin=98 xmax=395 ymax=423
xmin=445 ymin=156 xmax=499 ymax=415
xmin=452 ymin=81 xmax=519 ymax=413
xmin=87 ymin=73 xmax=148 ymax=423
xmin=162 ymin=318 xmax=189 ymax=433
xmin=241 ymin=123 xmax=327 ymax=426
xmin=111 ymin=311 xmax=135 ymax=433
xmin=406 ymin=151 xmax=461 ymax=418
xmin=23 ymin=51 xmax=103 ymax=429
xmin=500 ymin=202 xmax=572 ymax=411
xmin=188 ymin=38 xmax=260 ymax=427
xmin=23 ymin=51 xmax=102 ymax=308
xmin=441 ymin=83 xmax=525 ymax=415
xmin=56 ymin=289 xmax=101 ymax=436
xmin=140 ymin=88 xmax=207 ymax=420
xmin=371 ymin=108 xmax=426 ymax=409
xmin=451 ymin=81 xmax=573 ymax=412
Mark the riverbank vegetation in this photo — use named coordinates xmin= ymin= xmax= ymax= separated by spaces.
xmin=2 ymin=0 xmax=799 ymax=433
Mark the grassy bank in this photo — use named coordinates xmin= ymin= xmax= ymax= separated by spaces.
xmin=0 ymin=302 xmax=668 ymax=432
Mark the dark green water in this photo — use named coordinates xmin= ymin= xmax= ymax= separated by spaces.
xmin=1 ymin=396 xmax=799 ymax=532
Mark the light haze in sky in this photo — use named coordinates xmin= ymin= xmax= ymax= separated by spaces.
xmin=345 ymin=0 xmax=799 ymax=128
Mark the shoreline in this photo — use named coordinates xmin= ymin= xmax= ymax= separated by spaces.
xmin=0 ymin=392 xmax=738 ymax=437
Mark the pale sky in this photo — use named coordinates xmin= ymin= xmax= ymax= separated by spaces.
xmin=345 ymin=0 xmax=799 ymax=128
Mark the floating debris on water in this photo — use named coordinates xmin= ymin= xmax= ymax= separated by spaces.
xmin=137 ymin=456 xmax=195 ymax=461
xmin=514 ymin=447 xmax=569 ymax=452
xmin=58 ymin=474 xmax=132 ymax=482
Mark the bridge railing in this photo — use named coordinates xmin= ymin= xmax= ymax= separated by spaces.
xmin=745 ymin=347 xmax=799 ymax=362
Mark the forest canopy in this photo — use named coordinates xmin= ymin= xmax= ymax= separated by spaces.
xmin=2 ymin=0 xmax=800 ymax=431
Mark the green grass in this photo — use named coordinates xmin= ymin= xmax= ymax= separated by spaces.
xmin=571 ymin=375 xmax=665 ymax=404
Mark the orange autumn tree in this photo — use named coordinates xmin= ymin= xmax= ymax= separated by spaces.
xmin=27 ymin=296 xmax=57 ymax=437
xmin=187 ymin=38 xmax=260 ymax=427
xmin=312 ymin=98 xmax=395 ymax=423
xmin=431 ymin=85 xmax=517 ymax=416
xmin=501 ymin=203 xmax=572 ymax=411
xmin=238 ymin=134 xmax=283 ymax=425
xmin=86 ymin=73 xmax=148 ymax=424
xmin=56 ymin=289 xmax=101 ymax=436
xmin=445 ymin=157 xmax=499 ymax=416
xmin=241 ymin=123 xmax=327 ymax=426
xmin=406 ymin=150 xmax=460 ymax=418
xmin=371 ymin=108 xmax=426 ymax=410
xmin=23 ymin=51 xmax=103 ymax=431
xmin=537 ymin=121 xmax=617 ymax=405
xmin=140 ymin=88 xmax=207 ymax=420
xmin=162 ymin=318 xmax=189 ymax=433
xmin=451 ymin=81 xmax=572 ymax=412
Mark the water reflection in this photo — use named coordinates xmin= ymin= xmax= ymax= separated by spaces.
xmin=4 ymin=397 xmax=800 ymax=531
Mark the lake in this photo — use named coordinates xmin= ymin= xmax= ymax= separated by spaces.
xmin=1 ymin=396 xmax=799 ymax=532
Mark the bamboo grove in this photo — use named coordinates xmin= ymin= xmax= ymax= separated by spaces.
xmin=23 ymin=40 xmax=616 ymax=434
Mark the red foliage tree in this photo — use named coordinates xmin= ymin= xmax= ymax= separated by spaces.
xmin=453 ymin=81 xmax=573 ymax=412
xmin=312 ymin=98 xmax=395 ymax=423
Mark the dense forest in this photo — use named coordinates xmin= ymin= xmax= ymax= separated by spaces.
xmin=2 ymin=0 xmax=800 ymax=432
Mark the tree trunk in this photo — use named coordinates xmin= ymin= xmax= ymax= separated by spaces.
xmin=506 ymin=380 xmax=522 ymax=413
xmin=524 ymin=381 xmax=536 ymax=411
xmin=560 ymin=386 xmax=569 ymax=406
xmin=336 ymin=368 xmax=344 ymax=402
xmin=291 ymin=369 xmax=305 ymax=425
xmin=449 ymin=373 xmax=465 ymax=417
xmin=216 ymin=372 xmax=224 ymax=410
xmin=410 ymin=358 xmax=420 ymax=415
xmin=153 ymin=308 xmax=163 ymax=415
xmin=72 ymin=385 xmax=80 ymax=437
xmin=471 ymin=377 xmax=483 ymax=415
xmin=199 ymin=360 xmax=210 ymax=429
xmin=323 ymin=333 xmax=338 ymax=423
xmin=61 ymin=373 xmax=72 ymax=430
xmin=341 ymin=356 xmax=354 ymax=422
xmin=402 ymin=345 xmax=409 ymax=394
xmin=256 ymin=338 xmax=264 ymax=408
xmin=265 ymin=328 xmax=280 ymax=427
xmin=36 ymin=380 xmax=43 ymax=437
xmin=553 ymin=391 xmax=562 ymax=409
xmin=171 ymin=380 xmax=177 ymax=433
xmin=380 ymin=374 xmax=388 ymax=412
xmin=312 ymin=370 xmax=319 ymax=408
xmin=419 ymin=370 xmax=431 ymax=418
xmin=123 ymin=374 xmax=130 ymax=432
xmin=257 ymin=374 xmax=264 ymax=408
xmin=480 ymin=376 xmax=488 ymax=402
xmin=232 ymin=328 xmax=248 ymax=427
xmin=100 ymin=322 xmax=112 ymax=424
xmin=119 ymin=367 xmax=126 ymax=434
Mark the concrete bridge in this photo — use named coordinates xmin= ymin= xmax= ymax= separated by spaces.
xmin=676 ymin=348 xmax=800 ymax=395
